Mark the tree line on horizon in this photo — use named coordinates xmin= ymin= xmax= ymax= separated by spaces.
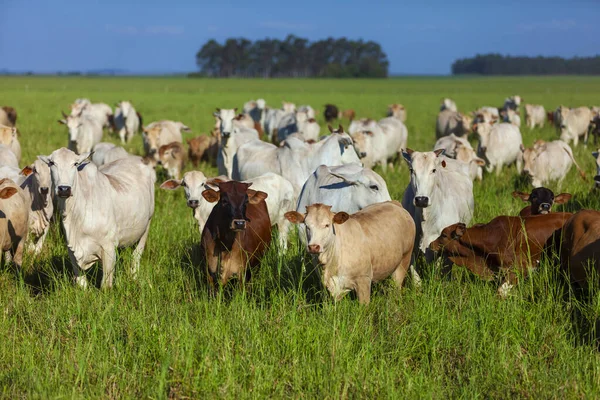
xmin=452 ymin=53 xmax=600 ymax=75
xmin=194 ymin=35 xmax=389 ymax=78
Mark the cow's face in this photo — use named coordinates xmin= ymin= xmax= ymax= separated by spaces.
xmin=39 ymin=148 xmax=92 ymax=198
xmin=513 ymin=188 xmax=570 ymax=215
xmin=336 ymin=133 xmax=361 ymax=165
xmin=143 ymin=125 xmax=162 ymax=157
xmin=285 ymin=204 xmax=349 ymax=255
xmin=213 ymin=108 xmax=237 ymax=138
xmin=158 ymin=142 xmax=183 ymax=166
xmin=30 ymin=159 xmax=52 ymax=202
xmin=58 ymin=115 xmax=83 ymax=146
xmin=202 ymin=181 xmax=267 ymax=232
xmin=119 ymin=101 xmax=133 ymax=118
xmin=0 ymin=126 xmax=17 ymax=147
xmin=430 ymin=223 xmax=467 ymax=252
xmin=520 ymin=145 xmax=541 ymax=178
xmin=473 ymin=120 xmax=494 ymax=151
xmin=351 ymin=131 xmax=371 ymax=159
xmin=282 ymin=102 xmax=296 ymax=113
xmin=402 ymin=149 xmax=444 ymax=208
xmin=161 ymin=171 xmax=210 ymax=209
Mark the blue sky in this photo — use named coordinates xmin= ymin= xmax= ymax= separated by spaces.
xmin=0 ymin=0 xmax=598 ymax=75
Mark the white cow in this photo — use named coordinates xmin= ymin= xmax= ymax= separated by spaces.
xmin=58 ymin=112 xmax=103 ymax=155
xmin=40 ymin=148 xmax=155 ymax=288
xmin=401 ymin=149 xmax=474 ymax=254
xmin=524 ymin=104 xmax=546 ymax=129
xmin=114 ymin=101 xmax=141 ymax=143
xmin=521 ymin=140 xmax=585 ymax=188
xmin=440 ymin=98 xmax=458 ymax=112
xmin=143 ymin=120 xmax=189 ymax=159
xmin=502 ymin=108 xmax=521 ymax=127
xmin=214 ymin=108 xmax=260 ymax=178
xmin=351 ymin=117 xmax=408 ymax=170
xmin=296 ymin=163 xmax=391 ymax=215
xmin=434 ymin=134 xmax=485 ymax=181
xmin=20 ymin=160 xmax=54 ymax=255
xmin=91 ymin=143 xmax=132 ymax=166
xmin=473 ymin=121 xmax=523 ymax=176
xmin=436 ymin=110 xmax=472 ymax=138
xmin=233 ymin=127 xmax=360 ymax=195
xmin=70 ymin=99 xmax=113 ymax=130
xmin=0 ymin=125 xmax=21 ymax=163
xmin=0 ymin=144 xmax=19 ymax=168
xmin=160 ymin=171 xmax=295 ymax=247
xmin=504 ymin=95 xmax=522 ymax=111
xmin=297 ymin=105 xmax=316 ymax=119
xmin=277 ymin=110 xmax=310 ymax=144
xmin=560 ymin=107 xmax=593 ymax=146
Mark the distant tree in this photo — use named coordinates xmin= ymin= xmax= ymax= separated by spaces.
xmin=452 ymin=54 xmax=600 ymax=75
xmin=194 ymin=36 xmax=389 ymax=78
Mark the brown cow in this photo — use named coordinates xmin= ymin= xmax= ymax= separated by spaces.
xmin=157 ymin=141 xmax=186 ymax=180
xmin=187 ymin=134 xmax=218 ymax=166
xmin=430 ymin=212 xmax=572 ymax=297
xmin=0 ymin=106 xmax=17 ymax=127
xmin=554 ymin=210 xmax=600 ymax=290
xmin=201 ymin=181 xmax=271 ymax=287
xmin=512 ymin=188 xmax=571 ymax=217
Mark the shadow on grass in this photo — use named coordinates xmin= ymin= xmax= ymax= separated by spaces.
xmin=23 ymin=255 xmax=71 ymax=295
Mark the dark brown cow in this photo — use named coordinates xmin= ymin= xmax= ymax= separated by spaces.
xmin=547 ymin=111 xmax=555 ymax=126
xmin=553 ymin=210 xmax=600 ymax=290
xmin=430 ymin=212 xmax=572 ymax=297
xmin=512 ymin=188 xmax=571 ymax=217
xmin=201 ymin=181 xmax=272 ymax=287
xmin=324 ymin=104 xmax=339 ymax=123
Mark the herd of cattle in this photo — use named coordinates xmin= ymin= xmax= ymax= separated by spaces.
xmin=1 ymin=94 xmax=600 ymax=303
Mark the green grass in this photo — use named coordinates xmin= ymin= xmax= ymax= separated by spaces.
xmin=2 ymin=76 xmax=600 ymax=398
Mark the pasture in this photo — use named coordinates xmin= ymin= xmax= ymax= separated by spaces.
xmin=2 ymin=76 xmax=600 ymax=398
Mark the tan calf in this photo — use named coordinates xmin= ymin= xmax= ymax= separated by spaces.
xmin=158 ymin=141 xmax=186 ymax=180
xmin=0 ymin=179 xmax=30 ymax=267
xmin=187 ymin=134 xmax=218 ymax=166
xmin=285 ymin=201 xmax=415 ymax=304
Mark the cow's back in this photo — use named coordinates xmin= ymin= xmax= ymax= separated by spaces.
xmin=341 ymin=201 xmax=415 ymax=281
xmin=559 ymin=210 xmax=600 ymax=286
xmin=0 ymin=183 xmax=29 ymax=251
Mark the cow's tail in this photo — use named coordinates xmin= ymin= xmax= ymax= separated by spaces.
xmin=564 ymin=146 xmax=587 ymax=180
xmin=137 ymin=111 xmax=144 ymax=132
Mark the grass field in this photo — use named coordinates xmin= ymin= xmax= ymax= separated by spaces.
xmin=2 ymin=76 xmax=600 ymax=398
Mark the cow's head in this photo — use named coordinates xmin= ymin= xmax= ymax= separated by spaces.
xmin=520 ymin=141 xmax=545 ymax=179
xmin=402 ymin=148 xmax=445 ymax=208
xmin=213 ymin=108 xmax=237 ymax=139
xmin=39 ymin=147 xmax=93 ymax=199
xmin=328 ymin=125 xmax=361 ymax=164
xmin=157 ymin=142 xmax=184 ymax=166
xmin=429 ymin=223 xmax=467 ymax=252
xmin=118 ymin=101 xmax=134 ymax=118
xmin=21 ymin=159 xmax=52 ymax=204
xmin=454 ymin=142 xmax=485 ymax=181
xmin=202 ymin=181 xmax=267 ymax=232
xmin=0 ymin=125 xmax=17 ymax=147
xmin=58 ymin=111 xmax=83 ymax=148
xmin=512 ymin=188 xmax=571 ymax=215
xmin=142 ymin=123 xmax=163 ymax=158
xmin=281 ymin=101 xmax=296 ymax=113
xmin=350 ymin=131 xmax=372 ymax=159
xmin=285 ymin=203 xmax=349 ymax=254
xmin=327 ymin=164 xmax=391 ymax=207
xmin=161 ymin=171 xmax=219 ymax=209
xmin=473 ymin=119 xmax=495 ymax=153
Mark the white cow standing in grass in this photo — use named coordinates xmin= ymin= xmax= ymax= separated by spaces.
xmin=59 ymin=111 xmax=103 ymax=155
xmin=521 ymin=140 xmax=586 ymax=188
xmin=41 ymin=148 xmax=155 ymax=289
xmin=402 ymin=149 xmax=474 ymax=257
xmin=71 ymin=98 xmax=113 ymax=130
xmin=114 ymin=101 xmax=141 ymax=143
xmin=214 ymin=108 xmax=260 ymax=178
xmin=473 ymin=120 xmax=523 ymax=176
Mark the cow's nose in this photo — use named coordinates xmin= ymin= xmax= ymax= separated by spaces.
xmin=540 ymin=203 xmax=551 ymax=211
xmin=308 ymin=244 xmax=321 ymax=254
xmin=149 ymin=148 xmax=157 ymax=155
xmin=57 ymin=185 xmax=71 ymax=198
xmin=187 ymin=199 xmax=199 ymax=209
xmin=359 ymin=152 xmax=367 ymax=158
xmin=232 ymin=219 xmax=246 ymax=231
xmin=40 ymin=187 xmax=49 ymax=196
xmin=594 ymin=175 xmax=600 ymax=183
xmin=222 ymin=131 xmax=231 ymax=137
xmin=414 ymin=196 xmax=429 ymax=208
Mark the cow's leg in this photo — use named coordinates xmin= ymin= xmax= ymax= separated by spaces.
xmin=4 ymin=251 xmax=12 ymax=265
xmin=495 ymin=162 xmax=503 ymax=177
xmin=131 ymin=221 xmax=151 ymax=279
xmin=119 ymin=128 xmax=126 ymax=144
xmin=354 ymin=277 xmax=372 ymax=304
xmin=277 ymin=219 xmax=290 ymax=251
xmin=68 ymin=248 xmax=88 ymax=289
xmin=32 ymin=228 xmax=49 ymax=256
xmin=498 ymin=270 xmax=519 ymax=298
xmin=12 ymin=237 xmax=25 ymax=269
xmin=516 ymin=156 xmax=523 ymax=175
xmin=100 ymin=246 xmax=117 ymax=289
xmin=391 ymin=252 xmax=411 ymax=288
xmin=573 ymin=134 xmax=579 ymax=147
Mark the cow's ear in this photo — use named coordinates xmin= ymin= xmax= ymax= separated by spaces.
xmin=284 ymin=211 xmax=304 ymax=224
xmin=452 ymin=223 xmax=467 ymax=239
xmin=328 ymin=124 xmax=334 ymax=133
xmin=76 ymin=152 xmax=93 ymax=167
xmin=554 ymin=193 xmax=572 ymax=204
xmin=202 ymin=188 xmax=220 ymax=203
xmin=434 ymin=149 xmax=445 ymax=157
xmin=474 ymin=157 xmax=486 ymax=166
xmin=213 ymin=112 xmax=220 ymax=118
xmin=512 ymin=191 xmax=530 ymax=202
xmin=38 ymin=155 xmax=51 ymax=165
xmin=333 ymin=212 xmax=350 ymax=225
xmin=20 ymin=166 xmax=34 ymax=177
xmin=402 ymin=148 xmax=413 ymax=164
xmin=520 ymin=144 xmax=525 ymax=152
xmin=0 ymin=187 xmax=17 ymax=199
xmin=365 ymin=130 xmax=374 ymax=136
xmin=58 ymin=119 xmax=67 ymax=125
xmin=160 ymin=179 xmax=182 ymax=190
xmin=592 ymin=151 xmax=599 ymax=159
xmin=247 ymin=189 xmax=268 ymax=204
xmin=233 ymin=107 xmax=238 ymax=113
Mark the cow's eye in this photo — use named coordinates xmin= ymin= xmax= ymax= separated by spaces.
xmin=325 ymin=224 xmax=330 ymax=228
xmin=74 ymin=162 xmax=79 ymax=167
xmin=432 ymin=169 xmax=436 ymax=173
xmin=409 ymin=168 xmax=414 ymax=174
xmin=369 ymin=185 xmax=379 ymax=191
xmin=47 ymin=160 xmax=55 ymax=166
xmin=181 ymin=181 xmax=187 ymax=188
